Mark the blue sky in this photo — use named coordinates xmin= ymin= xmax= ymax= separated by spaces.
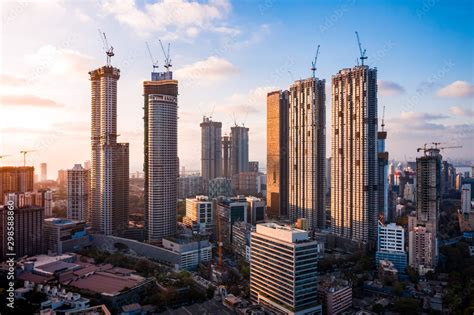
xmin=0 ymin=0 xmax=473 ymax=176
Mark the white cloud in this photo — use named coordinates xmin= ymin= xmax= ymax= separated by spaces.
xmin=25 ymin=45 xmax=95 ymax=76
xmin=217 ymin=86 xmax=278 ymax=117
xmin=99 ymin=0 xmax=233 ymax=38
xmin=449 ymin=106 xmax=474 ymax=117
xmin=437 ymin=80 xmax=474 ymax=98
xmin=175 ymin=56 xmax=238 ymax=83
xmin=378 ymin=80 xmax=405 ymax=96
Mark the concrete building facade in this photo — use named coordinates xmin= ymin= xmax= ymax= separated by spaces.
xmin=200 ymin=117 xmax=222 ymax=181
xmin=331 ymin=66 xmax=379 ymax=244
xmin=250 ymin=223 xmax=322 ymax=315
xmin=67 ymin=164 xmax=89 ymax=221
xmin=143 ymin=70 xmax=178 ymax=242
xmin=288 ymin=78 xmax=326 ymax=230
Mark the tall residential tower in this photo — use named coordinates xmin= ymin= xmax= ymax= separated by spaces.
xmin=331 ymin=65 xmax=378 ymax=244
xmin=230 ymin=125 xmax=249 ymax=176
xmin=67 ymin=164 xmax=89 ymax=221
xmin=143 ymin=70 xmax=178 ymax=242
xmin=200 ymin=117 xmax=222 ymax=181
xmin=288 ymin=78 xmax=326 ymax=230
xmin=89 ymin=65 xmax=129 ymax=235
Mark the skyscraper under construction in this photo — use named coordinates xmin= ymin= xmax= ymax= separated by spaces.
xmin=331 ymin=65 xmax=378 ymax=244
xmin=89 ymin=65 xmax=129 ymax=235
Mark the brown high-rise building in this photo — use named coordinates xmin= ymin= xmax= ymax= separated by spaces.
xmin=0 ymin=166 xmax=34 ymax=201
xmin=143 ymin=70 xmax=178 ymax=242
xmin=89 ymin=66 xmax=129 ymax=236
xmin=266 ymin=91 xmax=288 ymax=219
xmin=222 ymin=135 xmax=232 ymax=178
xmin=0 ymin=204 xmax=44 ymax=260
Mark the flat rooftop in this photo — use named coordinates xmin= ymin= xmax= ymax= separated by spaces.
xmin=67 ymin=271 xmax=145 ymax=296
xmin=255 ymin=223 xmax=309 ymax=243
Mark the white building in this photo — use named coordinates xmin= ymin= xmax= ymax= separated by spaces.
xmin=246 ymin=196 xmax=266 ymax=225
xmin=378 ymin=223 xmax=404 ymax=252
xmin=250 ymin=223 xmax=322 ymax=315
xmin=461 ymin=184 xmax=472 ymax=214
xmin=162 ymin=236 xmax=212 ymax=270
xmin=67 ymin=164 xmax=89 ymax=221
xmin=183 ymin=195 xmax=214 ymax=233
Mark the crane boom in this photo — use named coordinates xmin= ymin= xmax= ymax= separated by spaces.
xmin=311 ymin=44 xmax=320 ymax=77
xmin=146 ymin=42 xmax=159 ymax=71
xmin=355 ymin=31 xmax=368 ymax=65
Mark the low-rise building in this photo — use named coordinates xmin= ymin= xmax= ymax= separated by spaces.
xmin=232 ymin=221 xmax=254 ymax=262
xmin=183 ymin=195 xmax=214 ymax=234
xmin=246 ymin=196 xmax=266 ymax=225
xmin=44 ymin=218 xmax=90 ymax=255
xmin=216 ymin=196 xmax=248 ymax=249
xmin=375 ymin=222 xmax=407 ymax=273
xmin=317 ymin=277 xmax=352 ymax=315
xmin=162 ymin=235 xmax=212 ymax=270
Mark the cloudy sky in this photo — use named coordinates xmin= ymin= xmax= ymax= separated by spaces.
xmin=0 ymin=0 xmax=473 ymax=178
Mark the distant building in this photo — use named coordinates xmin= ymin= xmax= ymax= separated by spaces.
xmin=44 ymin=218 xmax=90 ymax=254
xmin=40 ymin=163 xmax=47 ymax=182
xmin=67 ymin=164 xmax=89 ymax=221
xmin=208 ymin=177 xmax=232 ymax=198
xmin=288 ymin=77 xmax=326 ymax=230
xmin=232 ymin=172 xmax=259 ymax=196
xmin=461 ymin=184 xmax=472 ymax=214
xmin=183 ymin=196 xmax=214 ymax=234
xmin=230 ymin=125 xmax=249 ymax=176
xmin=232 ymin=221 xmax=254 ymax=262
xmin=4 ymin=191 xmax=52 ymax=217
xmin=257 ymin=174 xmax=267 ymax=196
xmin=178 ymin=176 xmax=204 ymax=199
xmin=200 ymin=117 xmax=222 ymax=181
xmin=217 ymin=196 xmax=247 ymax=248
xmin=317 ymin=277 xmax=352 ymax=315
xmin=221 ymin=135 xmax=232 ymax=179
xmin=248 ymin=161 xmax=259 ymax=173
xmin=377 ymin=128 xmax=389 ymax=221
xmin=0 ymin=204 xmax=44 ymax=260
xmin=246 ymin=196 xmax=265 ymax=225
xmin=250 ymin=223 xmax=322 ymax=314
xmin=331 ymin=66 xmax=379 ymax=245
xmin=0 ymin=166 xmax=34 ymax=200
xmin=57 ymin=169 xmax=67 ymax=188
xmin=162 ymin=236 xmax=211 ymax=270
xmin=403 ymin=183 xmax=415 ymax=203
xmin=376 ymin=223 xmax=407 ymax=273
xmin=409 ymin=226 xmax=435 ymax=274
xmin=378 ymin=259 xmax=399 ymax=281
xmin=266 ymin=90 xmax=289 ymax=219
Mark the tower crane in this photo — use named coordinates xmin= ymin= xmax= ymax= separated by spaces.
xmin=159 ymin=39 xmax=172 ymax=72
xmin=145 ymin=42 xmax=159 ymax=72
xmin=310 ymin=44 xmax=320 ymax=78
xmin=20 ymin=150 xmax=36 ymax=166
xmin=416 ymin=143 xmax=462 ymax=156
xmin=355 ymin=31 xmax=368 ymax=66
xmin=98 ymin=29 xmax=114 ymax=66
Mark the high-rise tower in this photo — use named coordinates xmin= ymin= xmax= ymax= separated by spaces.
xmin=230 ymin=125 xmax=249 ymax=176
xmin=288 ymin=78 xmax=326 ymax=230
xmin=221 ymin=135 xmax=231 ymax=178
xmin=266 ymin=90 xmax=289 ymax=219
xmin=200 ymin=117 xmax=222 ymax=181
xmin=143 ymin=70 xmax=178 ymax=242
xmin=89 ymin=65 xmax=129 ymax=235
xmin=378 ymin=116 xmax=389 ymax=222
xmin=331 ymin=65 xmax=378 ymax=244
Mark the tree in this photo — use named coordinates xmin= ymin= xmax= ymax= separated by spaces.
xmin=372 ymin=303 xmax=384 ymax=314
xmin=392 ymin=298 xmax=421 ymax=315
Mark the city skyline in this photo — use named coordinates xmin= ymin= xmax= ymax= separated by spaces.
xmin=1 ymin=0 xmax=473 ymax=176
